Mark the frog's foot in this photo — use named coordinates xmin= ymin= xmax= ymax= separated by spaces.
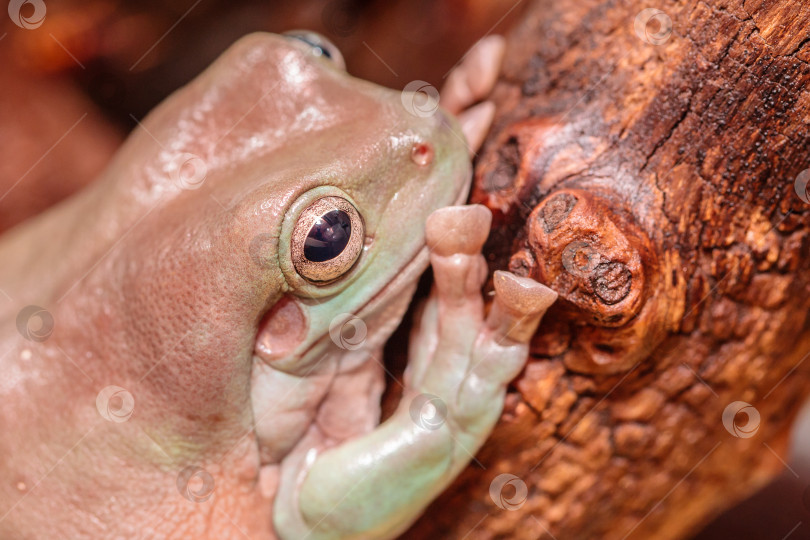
xmin=409 ymin=205 xmax=558 ymax=435
xmin=441 ymin=35 xmax=505 ymax=154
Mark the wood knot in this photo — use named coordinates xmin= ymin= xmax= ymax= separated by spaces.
xmin=528 ymin=189 xmax=646 ymax=327
xmin=525 ymin=187 xmax=661 ymax=375
xmin=540 ymin=192 xmax=578 ymax=233
xmin=508 ymin=249 xmax=537 ymax=278
xmin=592 ymin=261 xmax=632 ymax=305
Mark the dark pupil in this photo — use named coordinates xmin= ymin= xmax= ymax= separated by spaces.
xmin=304 ymin=210 xmax=351 ymax=262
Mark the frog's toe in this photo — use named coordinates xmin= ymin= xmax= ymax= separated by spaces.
xmin=425 ymin=205 xmax=490 ymax=305
xmin=453 ymin=272 xmax=556 ymax=392
xmin=426 ymin=204 xmax=491 ymax=256
xmin=440 ymin=35 xmax=506 ymax=115
xmin=487 ymin=270 xmax=557 ymax=344
xmin=457 ymin=102 xmax=495 ymax=156
xmin=405 ymin=205 xmax=491 ymax=393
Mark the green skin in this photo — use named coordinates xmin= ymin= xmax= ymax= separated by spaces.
xmin=0 ymin=33 xmax=555 ymax=539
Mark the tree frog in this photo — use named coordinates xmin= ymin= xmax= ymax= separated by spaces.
xmin=0 ymin=32 xmax=556 ymax=539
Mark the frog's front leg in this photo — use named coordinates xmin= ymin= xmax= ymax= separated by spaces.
xmin=273 ymin=205 xmax=556 ymax=540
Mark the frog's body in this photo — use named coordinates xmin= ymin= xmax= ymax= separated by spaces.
xmin=0 ymin=33 xmax=555 ymax=539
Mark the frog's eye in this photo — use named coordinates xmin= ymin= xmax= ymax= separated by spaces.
xmin=291 ymin=196 xmax=364 ymax=283
xmin=283 ymin=30 xmax=346 ymax=70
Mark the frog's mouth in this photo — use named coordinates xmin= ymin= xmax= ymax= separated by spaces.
xmin=353 ymin=246 xmax=429 ymax=331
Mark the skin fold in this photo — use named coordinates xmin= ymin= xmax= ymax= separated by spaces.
xmin=0 ymin=32 xmax=554 ymax=539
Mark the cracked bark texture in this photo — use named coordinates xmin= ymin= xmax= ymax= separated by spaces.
xmin=401 ymin=0 xmax=810 ymax=538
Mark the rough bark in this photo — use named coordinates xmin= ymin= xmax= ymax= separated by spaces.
xmin=404 ymin=0 xmax=810 ymax=538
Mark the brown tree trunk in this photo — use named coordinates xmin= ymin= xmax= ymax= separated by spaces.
xmin=403 ymin=0 xmax=810 ymax=538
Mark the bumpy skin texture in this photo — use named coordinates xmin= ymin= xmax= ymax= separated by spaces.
xmin=0 ymin=32 xmax=552 ymax=539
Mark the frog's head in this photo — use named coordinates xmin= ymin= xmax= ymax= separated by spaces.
xmin=111 ymin=32 xmax=471 ymax=380
xmin=238 ymin=32 xmax=472 ymax=373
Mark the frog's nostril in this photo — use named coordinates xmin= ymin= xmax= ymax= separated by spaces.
xmin=411 ymin=142 xmax=434 ymax=167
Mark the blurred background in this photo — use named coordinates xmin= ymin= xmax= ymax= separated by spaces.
xmin=2 ymin=0 xmax=809 ymax=538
